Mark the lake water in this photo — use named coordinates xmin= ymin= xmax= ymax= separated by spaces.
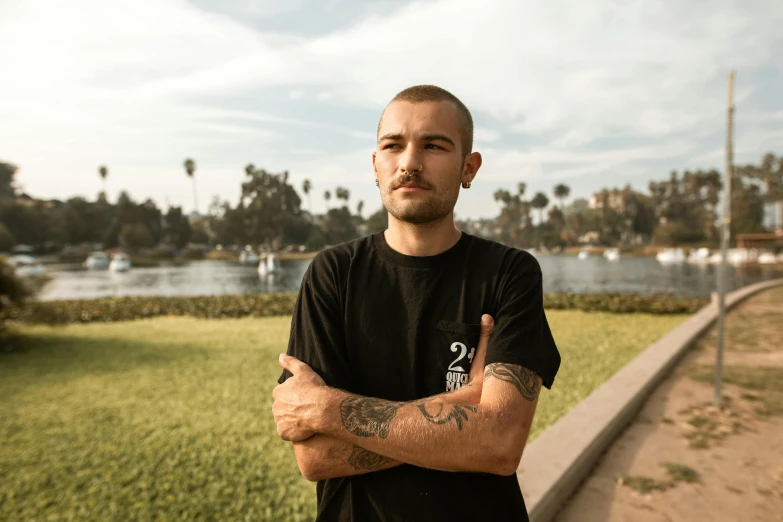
xmin=38 ymin=254 xmax=783 ymax=301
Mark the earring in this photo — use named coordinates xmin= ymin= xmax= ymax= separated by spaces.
xmin=375 ymin=179 xmax=379 ymax=186
xmin=462 ymin=181 xmax=472 ymax=189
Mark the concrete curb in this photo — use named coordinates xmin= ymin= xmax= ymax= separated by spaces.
xmin=518 ymin=278 xmax=783 ymax=522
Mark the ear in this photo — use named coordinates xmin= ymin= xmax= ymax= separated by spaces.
xmin=461 ymin=152 xmax=482 ymax=185
xmin=372 ymin=151 xmax=378 ymax=176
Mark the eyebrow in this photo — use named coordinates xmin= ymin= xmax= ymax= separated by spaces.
xmin=378 ymin=133 xmax=404 ymax=142
xmin=421 ymin=133 xmax=456 ymax=147
xmin=378 ymin=133 xmax=456 ymax=147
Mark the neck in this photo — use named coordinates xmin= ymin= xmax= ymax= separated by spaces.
xmin=384 ymin=212 xmax=462 ymax=256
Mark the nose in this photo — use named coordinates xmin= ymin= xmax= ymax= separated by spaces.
xmin=398 ymin=145 xmax=423 ymax=175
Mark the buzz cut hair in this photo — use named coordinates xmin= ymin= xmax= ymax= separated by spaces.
xmin=377 ymin=85 xmax=474 ymax=156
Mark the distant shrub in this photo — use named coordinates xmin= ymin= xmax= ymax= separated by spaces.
xmin=0 ymin=223 xmax=14 ymax=252
xmin=180 ymin=247 xmax=206 ymax=260
xmin=141 ymin=247 xmax=176 ymax=260
xmin=0 ymin=256 xmax=33 ymax=335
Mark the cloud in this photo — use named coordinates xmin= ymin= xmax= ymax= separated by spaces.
xmin=474 ymin=128 xmax=502 ymax=145
xmin=0 ymin=0 xmax=781 ymax=219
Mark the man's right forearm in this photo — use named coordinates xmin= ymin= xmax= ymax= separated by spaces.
xmin=292 ymin=383 xmax=481 ymax=481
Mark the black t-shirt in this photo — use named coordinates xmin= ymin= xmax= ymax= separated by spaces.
xmin=278 ymin=231 xmax=561 ymax=522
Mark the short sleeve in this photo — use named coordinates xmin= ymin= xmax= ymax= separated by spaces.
xmin=484 ymin=258 xmax=561 ymax=389
xmin=277 ymin=253 xmax=352 ymax=389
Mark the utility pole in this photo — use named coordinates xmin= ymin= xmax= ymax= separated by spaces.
xmin=715 ymin=71 xmax=735 ymax=407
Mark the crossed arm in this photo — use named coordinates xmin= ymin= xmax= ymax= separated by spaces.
xmin=297 ymin=363 xmax=540 ymax=481
xmin=291 ymin=382 xmax=484 ymax=481
xmin=273 ymin=317 xmax=542 ymax=482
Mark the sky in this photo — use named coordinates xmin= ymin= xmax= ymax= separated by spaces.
xmin=1 ymin=0 xmax=782 ymax=220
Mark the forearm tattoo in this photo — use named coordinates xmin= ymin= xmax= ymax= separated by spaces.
xmin=416 ymin=403 xmax=478 ymax=430
xmin=346 ymin=446 xmax=397 ymax=471
xmin=340 ymin=396 xmax=401 ymax=438
xmin=326 ymin=441 xmax=397 ymax=471
xmin=484 ymin=363 xmax=541 ymax=401
xmin=339 ymin=393 xmax=480 ymax=438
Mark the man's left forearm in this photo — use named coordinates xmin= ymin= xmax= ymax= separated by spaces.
xmin=312 ymin=387 xmax=526 ymax=476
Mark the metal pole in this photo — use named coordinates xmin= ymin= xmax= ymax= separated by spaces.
xmin=715 ymin=71 xmax=734 ymax=407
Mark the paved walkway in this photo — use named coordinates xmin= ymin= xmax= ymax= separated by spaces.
xmin=555 ymin=287 xmax=783 ymax=522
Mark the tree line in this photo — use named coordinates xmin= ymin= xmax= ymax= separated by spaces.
xmin=0 ymin=152 xmax=780 ymax=255
xmin=0 ymin=161 xmax=380 ymax=254
xmin=485 ymin=153 xmax=780 ymax=249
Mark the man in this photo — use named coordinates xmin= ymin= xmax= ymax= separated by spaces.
xmin=273 ymin=85 xmax=561 ymax=521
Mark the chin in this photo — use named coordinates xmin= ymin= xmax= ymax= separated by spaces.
xmin=389 ymin=204 xmax=451 ymax=225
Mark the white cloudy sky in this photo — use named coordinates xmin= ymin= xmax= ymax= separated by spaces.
xmin=1 ymin=0 xmax=781 ymax=219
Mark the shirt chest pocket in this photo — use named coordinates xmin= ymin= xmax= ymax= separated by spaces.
xmin=435 ymin=320 xmax=482 ymax=391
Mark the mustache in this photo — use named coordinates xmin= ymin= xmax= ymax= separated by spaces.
xmin=392 ymin=173 xmax=432 ymax=189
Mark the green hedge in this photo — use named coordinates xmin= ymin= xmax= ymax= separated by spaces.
xmin=543 ymin=293 xmax=708 ymax=314
xmin=1 ymin=292 xmax=708 ymax=325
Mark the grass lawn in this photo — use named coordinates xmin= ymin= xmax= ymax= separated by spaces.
xmin=0 ymin=311 xmax=687 ymax=521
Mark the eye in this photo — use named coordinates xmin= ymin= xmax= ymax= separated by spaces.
xmin=383 ymin=143 xmax=401 ymax=150
xmin=425 ymin=144 xmax=443 ymax=150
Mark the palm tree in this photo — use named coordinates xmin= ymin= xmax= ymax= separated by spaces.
xmin=302 ymin=179 xmax=312 ymax=213
xmin=356 ymin=200 xmax=364 ymax=218
xmin=493 ymin=189 xmax=511 ymax=207
xmin=531 ymin=192 xmax=550 ymax=225
xmin=335 ymin=187 xmax=350 ymax=207
xmin=517 ymin=182 xmax=527 ymax=198
xmin=553 ymin=183 xmax=570 ymax=211
xmin=184 ymin=158 xmax=198 ymax=214
xmin=98 ymin=165 xmax=108 ymax=198
xmin=324 ymin=190 xmax=331 ymax=211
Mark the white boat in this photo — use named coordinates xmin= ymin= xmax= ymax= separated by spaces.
xmin=108 ymin=253 xmax=132 ymax=272
xmin=577 ymin=248 xmax=590 ymax=260
xmin=258 ymin=253 xmax=281 ymax=276
xmin=726 ymin=248 xmax=756 ymax=265
xmin=656 ymin=248 xmax=686 ymax=264
xmin=687 ymin=247 xmax=711 ymax=264
xmin=758 ymin=252 xmax=778 ymax=264
xmin=239 ymin=249 xmax=259 ymax=265
xmin=603 ymin=248 xmax=620 ymax=262
xmin=84 ymin=251 xmax=110 ymax=270
xmin=7 ymin=255 xmax=46 ymax=278
xmin=706 ymin=249 xmax=757 ymax=265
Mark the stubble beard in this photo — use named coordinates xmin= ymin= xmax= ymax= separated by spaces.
xmin=381 ymin=177 xmax=461 ymax=225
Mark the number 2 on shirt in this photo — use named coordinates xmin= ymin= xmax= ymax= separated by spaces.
xmin=448 ymin=342 xmax=475 ymax=372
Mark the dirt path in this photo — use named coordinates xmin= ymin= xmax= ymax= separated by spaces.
xmin=555 ymin=286 xmax=783 ymax=522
